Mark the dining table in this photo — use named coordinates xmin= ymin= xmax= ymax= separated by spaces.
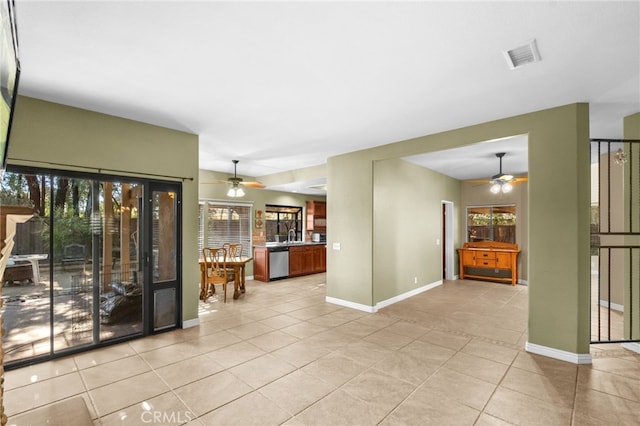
xmin=199 ymin=256 xmax=253 ymax=300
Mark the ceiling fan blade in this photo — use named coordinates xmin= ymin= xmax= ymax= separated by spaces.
xmin=241 ymin=181 xmax=266 ymax=189
xmin=200 ymin=179 xmax=230 ymax=185
xmin=464 ymin=179 xmax=491 ymax=184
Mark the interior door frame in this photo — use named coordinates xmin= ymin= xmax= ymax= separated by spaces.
xmin=442 ymin=200 xmax=455 ymax=280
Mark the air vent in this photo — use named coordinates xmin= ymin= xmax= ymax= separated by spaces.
xmin=503 ymin=39 xmax=541 ymax=69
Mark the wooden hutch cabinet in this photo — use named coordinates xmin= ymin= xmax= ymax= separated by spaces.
xmin=458 ymin=241 xmax=520 ymax=285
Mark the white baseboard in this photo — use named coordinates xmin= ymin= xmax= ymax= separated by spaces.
xmin=325 ymin=296 xmax=376 ymax=313
xmin=375 ymin=280 xmax=442 ymax=310
xmin=519 ymin=279 xmax=529 ymax=285
xmin=526 ymin=341 xmax=592 ymax=364
xmin=599 ymin=299 xmax=624 ymax=312
xmin=621 ymin=342 xmax=640 ymax=354
xmin=325 ymin=280 xmax=443 ymax=313
xmin=182 ymin=317 xmax=200 ymax=328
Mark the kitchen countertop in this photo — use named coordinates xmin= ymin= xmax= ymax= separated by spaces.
xmin=255 ymin=242 xmax=327 ymax=248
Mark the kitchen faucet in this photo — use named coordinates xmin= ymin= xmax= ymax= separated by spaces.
xmin=288 ymin=229 xmax=296 ymax=243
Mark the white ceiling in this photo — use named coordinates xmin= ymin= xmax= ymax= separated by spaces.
xmin=13 ymin=1 xmax=640 ymax=187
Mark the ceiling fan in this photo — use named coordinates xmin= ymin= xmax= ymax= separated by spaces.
xmin=202 ymin=160 xmax=265 ymax=197
xmin=466 ymin=152 xmax=527 ymax=193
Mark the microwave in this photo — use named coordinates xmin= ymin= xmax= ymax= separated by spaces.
xmin=311 ymin=233 xmax=326 ymax=242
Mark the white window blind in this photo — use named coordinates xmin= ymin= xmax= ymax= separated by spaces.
xmin=198 ymin=201 xmax=252 ymax=258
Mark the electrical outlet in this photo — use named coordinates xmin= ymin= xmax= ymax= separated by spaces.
xmin=414 ymin=276 xmax=418 ymax=284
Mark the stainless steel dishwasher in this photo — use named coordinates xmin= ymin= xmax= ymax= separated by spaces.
xmin=269 ymin=246 xmax=289 ymax=280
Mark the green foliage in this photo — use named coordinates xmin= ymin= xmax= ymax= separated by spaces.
xmin=42 ymin=207 xmax=92 ymax=260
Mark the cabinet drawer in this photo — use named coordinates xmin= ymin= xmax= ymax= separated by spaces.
xmin=475 ymin=251 xmax=496 ymax=260
xmin=475 ymin=258 xmax=497 ymax=268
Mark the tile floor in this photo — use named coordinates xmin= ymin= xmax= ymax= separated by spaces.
xmin=4 ymin=274 xmax=640 ymax=425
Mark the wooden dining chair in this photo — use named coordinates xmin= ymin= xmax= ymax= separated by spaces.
xmin=202 ymin=247 xmax=235 ymax=303
xmin=223 ymin=243 xmax=243 ymax=258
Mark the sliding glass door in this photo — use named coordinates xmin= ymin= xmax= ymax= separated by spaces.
xmin=1 ymin=168 xmax=180 ymax=367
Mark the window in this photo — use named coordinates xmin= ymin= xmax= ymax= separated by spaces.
xmin=198 ymin=201 xmax=251 ymax=258
xmin=265 ymin=205 xmax=302 ymax=242
xmin=467 ymin=205 xmax=516 ymax=243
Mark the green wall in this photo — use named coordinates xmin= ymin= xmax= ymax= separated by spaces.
xmin=373 ymin=158 xmax=461 ymax=303
xmin=327 ymin=103 xmax=591 ymax=357
xmin=8 ymin=96 xmax=201 ymax=325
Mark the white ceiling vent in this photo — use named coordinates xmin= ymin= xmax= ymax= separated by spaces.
xmin=503 ymin=39 xmax=541 ymax=69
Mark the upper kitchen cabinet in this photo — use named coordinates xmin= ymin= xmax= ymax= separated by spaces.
xmin=306 ymin=201 xmax=326 ymax=232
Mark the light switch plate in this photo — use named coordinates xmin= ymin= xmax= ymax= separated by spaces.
xmin=332 ymin=242 xmax=341 ymax=251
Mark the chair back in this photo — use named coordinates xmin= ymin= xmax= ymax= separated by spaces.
xmin=223 ymin=243 xmax=243 ymax=259
xmin=202 ymin=247 xmax=228 ymax=283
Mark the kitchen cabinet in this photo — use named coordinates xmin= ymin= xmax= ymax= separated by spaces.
xmin=306 ymin=201 xmax=326 ymax=232
xmin=253 ymin=247 xmax=269 ymax=282
xmin=253 ymin=244 xmax=326 ymax=282
xmin=457 ymin=241 xmax=520 ymax=285
xmin=289 ymin=244 xmax=325 ymax=277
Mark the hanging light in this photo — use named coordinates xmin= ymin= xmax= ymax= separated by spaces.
xmin=490 ymin=180 xmax=513 ymax=194
xmin=227 ymin=184 xmax=245 ymax=197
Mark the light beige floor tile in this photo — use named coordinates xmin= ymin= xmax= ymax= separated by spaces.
xmin=74 ymin=342 xmax=136 ymax=370
xmin=259 ymin=369 xmax=334 ymax=416
xmin=243 ymin=307 xmax=281 ymax=321
xmin=500 ymin=366 xmax=576 ymax=408
xmin=207 ymin=341 xmax=266 ymax=368
xmin=511 ymin=351 xmax=578 ymax=382
xmin=417 ymin=328 xmax=471 ymax=351
xmin=307 ymin=312 xmax=353 ymax=328
xmin=474 ymin=412 xmax=516 ymax=426
xmin=380 ymin=387 xmax=481 ymax=426
xmin=280 ymin=321 xmax=328 ymax=339
xmin=88 ymin=371 xmax=170 ymax=417
xmin=373 ymin=350 xmax=439 ymax=385
xmin=228 ymin=353 xmax=296 ymax=389
xmin=301 ymin=352 xmax=369 ymax=388
xmin=332 ymin=320 xmax=379 ymax=338
xmin=590 ymin=355 xmax=640 ymax=378
xmin=485 ymin=386 xmax=572 ymax=425
xmin=444 ymin=351 xmax=509 ymax=385
xmin=258 ymin=313 xmax=301 ymax=329
xmin=285 ymin=389 xmax=388 ymax=426
xmin=270 ymin=340 xmax=331 ymax=368
xmin=363 ymin=328 xmax=415 ymax=350
xmin=4 ymin=356 xmax=78 ymax=390
xmin=573 ymin=387 xmax=640 ymax=426
xmin=247 ymin=329 xmax=300 ymax=352
xmin=98 ymin=391 xmax=194 ymax=426
xmin=128 ymin=332 xmax=185 ymax=354
xmin=421 ymin=366 xmax=497 ymax=410
xmin=303 ymin=329 xmax=358 ymax=350
xmin=341 ymin=369 xmax=415 ymax=413
xmin=382 ymin=320 xmax=430 ymax=339
xmin=191 ymin=329 xmax=243 ymax=351
xmin=80 ymin=355 xmax=150 ymax=390
xmin=577 ymin=367 xmax=640 ymax=402
xmin=334 ymin=340 xmax=394 ymax=366
xmin=4 ymin=372 xmax=86 ymax=416
xmin=139 ymin=343 xmax=199 ymax=369
xmin=399 ymin=339 xmax=456 ymax=366
xmin=154 ymin=353 xmax=226 ymax=388
xmin=199 ymin=391 xmax=291 ymax=426
xmin=354 ymin=314 xmax=399 ymax=330
xmin=461 ymin=338 xmax=519 ymax=365
xmin=173 ymin=371 xmax=252 ymax=417
xmin=8 ymin=395 xmax=93 ymax=426
xmin=226 ymin=321 xmax=275 ymax=340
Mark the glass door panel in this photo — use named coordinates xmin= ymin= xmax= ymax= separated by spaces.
xmin=97 ymin=181 xmax=144 ymax=341
xmin=150 ymin=185 xmax=180 ymax=331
